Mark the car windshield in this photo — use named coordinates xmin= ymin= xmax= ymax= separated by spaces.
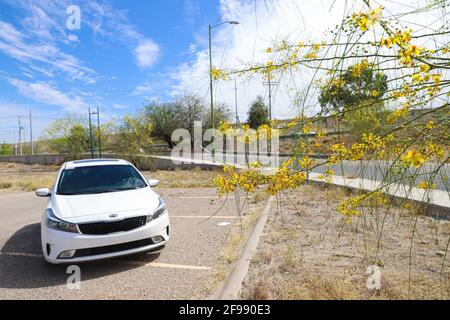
xmin=57 ymin=164 xmax=147 ymax=195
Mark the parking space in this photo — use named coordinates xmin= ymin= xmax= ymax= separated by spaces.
xmin=0 ymin=187 xmax=241 ymax=299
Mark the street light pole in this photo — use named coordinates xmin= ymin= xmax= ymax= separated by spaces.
xmin=208 ymin=20 xmax=239 ymax=163
xmin=209 ymin=24 xmax=214 ymax=161
xmin=88 ymin=107 xmax=94 ymax=159
xmin=234 ymin=78 xmax=239 ymax=129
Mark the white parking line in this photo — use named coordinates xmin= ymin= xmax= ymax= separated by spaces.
xmin=170 ymin=215 xmax=238 ymax=219
xmin=176 ymin=196 xmax=235 ymax=199
xmin=1 ymin=251 xmax=43 ymax=258
xmin=115 ymin=260 xmax=211 ymax=271
xmin=1 ymin=251 xmax=211 ymax=271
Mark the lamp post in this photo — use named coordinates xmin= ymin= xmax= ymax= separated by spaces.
xmin=209 ymin=20 xmax=239 ymax=162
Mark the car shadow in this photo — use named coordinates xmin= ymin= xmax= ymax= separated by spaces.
xmin=0 ymin=223 xmax=161 ymax=289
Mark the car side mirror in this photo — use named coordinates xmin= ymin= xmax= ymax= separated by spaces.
xmin=36 ymin=188 xmax=51 ymax=197
xmin=148 ymin=179 xmax=159 ymax=187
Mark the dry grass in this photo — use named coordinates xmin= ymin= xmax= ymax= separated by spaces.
xmin=143 ymin=168 xmax=219 ymax=188
xmin=241 ymin=184 xmax=450 ymax=300
xmin=199 ymin=196 xmax=268 ymax=298
xmin=0 ymin=163 xmax=221 ymax=192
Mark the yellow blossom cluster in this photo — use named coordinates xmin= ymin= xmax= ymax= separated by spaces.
xmin=417 ymin=181 xmax=436 ymax=190
xmin=351 ymin=6 xmax=383 ymax=32
xmin=210 ymin=67 xmax=228 ymax=80
xmin=350 ymin=59 xmax=370 ymax=77
xmin=298 ymin=156 xmax=316 ymax=169
xmin=400 ymin=150 xmax=428 ymax=168
xmin=267 ymin=159 xmax=307 ymax=195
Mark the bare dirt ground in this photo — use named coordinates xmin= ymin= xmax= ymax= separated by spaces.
xmin=241 ymin=184 xmax=450 ymax=300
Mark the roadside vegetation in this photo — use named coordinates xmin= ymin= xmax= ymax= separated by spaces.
xmin=241 ymin=184 xmax=449 ymax=300
xmin=211 ymin=1 xmax=449 ymax=299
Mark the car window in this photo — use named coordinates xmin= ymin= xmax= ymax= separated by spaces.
xmin=57 ymin=165 xmax=147 ymax=195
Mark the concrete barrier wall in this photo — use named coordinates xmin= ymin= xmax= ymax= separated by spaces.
xmin=0 ymin=154 xmax=68 ymax=165
xmin=0 ymin=154 xmax=221 ymax=171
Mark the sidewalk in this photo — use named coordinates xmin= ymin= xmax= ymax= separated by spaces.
xmin=149 ymin=154 xmax=450 ymax=209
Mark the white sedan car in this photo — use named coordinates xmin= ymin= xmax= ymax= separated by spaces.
xmin=36 ymin=159 xmax=170 ymax=264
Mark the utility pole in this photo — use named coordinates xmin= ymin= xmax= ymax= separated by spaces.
xmin=262 ymin=81 xmax=278 ymax=121
xmin=88 ymin=107 xmax=94 ymax=159
xmin=208 ymin=20 xmax=239 ymax=162
xmin=96 ymin=106 xmax=102 ymax=158
xmin=18 ymin=116 xmax=23 ymax=155
xmin=29 ymin=109 xmax=34 ymax=155
xmin=88 ymin=107 xmax=102 ymax=158
xmin=234 ymin=78 xmax=239 ymax=129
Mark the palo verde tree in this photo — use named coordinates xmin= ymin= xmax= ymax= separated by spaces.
xmin=209 ymin=0 xmax=449 ymax=291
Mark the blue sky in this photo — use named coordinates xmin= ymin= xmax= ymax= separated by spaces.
xmin=0 ymin=0 xmax=224 ymax=142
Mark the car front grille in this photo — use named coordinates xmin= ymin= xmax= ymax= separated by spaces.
xmin=71 ymin=237 xmax=156 ymax=258
xmin=78 ymin=216 xmax=147 ymax=235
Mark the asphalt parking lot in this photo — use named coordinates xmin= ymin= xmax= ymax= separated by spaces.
xmin=0 ymin=187 xmax=240 ymax=299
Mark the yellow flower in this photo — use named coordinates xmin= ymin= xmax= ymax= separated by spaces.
xmin=299 ymin=156 xmax=315 ymax=169
xmin=210 ymin=67 xmax=228 ymax=80
xmin=401 ymin=150 xmax=427 ymax=168
xmin=417 ymin=181 xmax=436 ymax=190
xmin=425 ymin=121 xmax=435 ymax=130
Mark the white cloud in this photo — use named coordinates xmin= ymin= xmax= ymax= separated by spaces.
xmin=135 ymin=40 xmax=160 ymax=69
xmin=9 ymin=78 xmax=88 ymax=112
xmin=184 ymin=0 xmax=201 ymax=23
xmin=67 ymin=34 xmax=79 ymax=43
xmin=0 ymin=21 xmax=98 ymax=84
xmin=111 ymin=103 xmax=129 ymax=110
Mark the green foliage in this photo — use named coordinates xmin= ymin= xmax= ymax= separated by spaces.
xmin=319 ymin=62 xmax=388 ymax=114
xmin=247 ymin=95 xmax=269 ymax=129
xmin=343 ymin=101 xmax=388 ymax=139
xmin=114 ymin=113 xmax=152 ymax=158
xmin=203 ymin=102 xmax=231 ymax=130
xmin=66 ymin=125 xmax=89 ymax=158
xmin=144 ymin=93 xmax=230 ymax=149
xmin=0 ymin=143 xmax=13 ymax=155
xmin=144 ymin=101 xmax=181 ymax=149
xmin=44 ymin=115 xmax=88 ymax=157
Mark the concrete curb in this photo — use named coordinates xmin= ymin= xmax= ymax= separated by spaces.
xmin=212 ymin=196 xmax=274 ymax=300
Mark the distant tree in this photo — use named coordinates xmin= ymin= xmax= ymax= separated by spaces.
xmin=43 ymin=114 xmax=114 ymax=157
xmin=319 ymin=61 xmax=388 ymax=115
xmin=66 ymin=124 xmax=89 ymax=158
xmin=203 ymin=102 xmax=231 ymax=130
xmin=0 ymin=143 xmax=12 ymax=156
xmin=144 ymin=102 xmax=180 ymax=148
xmin=173 ymin=93 xmax=205 ymax=136
xmin=247 ymin=95 xmax=269 ymax=129
xmin=114 ymin=113 xmax=152 ymax=157
xmin=44 ymin=115 xmax=88 ymax=156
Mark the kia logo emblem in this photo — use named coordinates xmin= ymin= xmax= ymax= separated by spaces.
xmin=109 ymin=213 xmax=118 ymax=218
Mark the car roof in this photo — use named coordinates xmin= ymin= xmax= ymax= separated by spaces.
xmin=63 ymin=158 xmax=131 ymax=169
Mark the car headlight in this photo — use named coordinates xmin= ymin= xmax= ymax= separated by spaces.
xmin=147 ymin=199 xmax=167 ymax=223
xmin=45 ymin=209 xmax=79 ymax=233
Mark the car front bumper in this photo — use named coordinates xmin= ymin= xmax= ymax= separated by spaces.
xmin=41 ymin=213 xmax=170 ymax=264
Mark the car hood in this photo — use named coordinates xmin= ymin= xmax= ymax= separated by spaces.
xmin=51 ymin=187 xmax=160 ymax=224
